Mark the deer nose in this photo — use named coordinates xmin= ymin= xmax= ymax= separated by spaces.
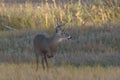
xmin=68 ymin=36 xmax=72 ymax=40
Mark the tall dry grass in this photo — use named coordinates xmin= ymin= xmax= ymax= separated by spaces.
xmin=0 ymin=0 xmax=120 ymax=30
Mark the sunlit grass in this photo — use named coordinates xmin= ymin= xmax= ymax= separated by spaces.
xmin=0 ymin=1 xmax=120 ymax=30
xmin=0 ymin=63 xmax=120 ymax=80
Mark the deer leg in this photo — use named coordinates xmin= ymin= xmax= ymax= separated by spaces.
xmin=36 ymin=54 xmax=39 ymax=71
xmin=44 ymin=55 xmax=49 ymax=71
xmin=52 ymin=55 xmax=59 ymax=73
xmin=63 ymin=53 xmax=68 ymax=63
xmin=52 ymin=55 xmax=56 ymax=67
xmin=41 ymin=56 xmax=45 ymax=70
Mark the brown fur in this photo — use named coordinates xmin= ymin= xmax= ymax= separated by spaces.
xmin=33 ymin=25 xmax=71 ymax=71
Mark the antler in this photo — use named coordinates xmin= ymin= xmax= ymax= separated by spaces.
xmin=55 ymin=18 xmax=66 ymax=32
xmin=55 ymin=18 xmax=65 ymax=28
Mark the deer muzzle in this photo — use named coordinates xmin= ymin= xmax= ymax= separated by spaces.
xmin=68 ymin=36 xmax=72 ymax=40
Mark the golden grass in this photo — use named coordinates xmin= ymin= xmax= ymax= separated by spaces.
xmin=0 ymin=1 xmax=120 ymax=30
xmin=0 ymin=63 xmax=120 ymax=80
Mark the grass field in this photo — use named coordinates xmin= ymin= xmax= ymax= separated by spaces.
xmin=0 ymin=63 xmax=120 ymax=80
xmin=0 ymin=1 xmax=120 ymax=80
xmin=0 ymin=24 xmax=120 ymax=66
xmin=0 ymin=25 xmax=120 ymax=80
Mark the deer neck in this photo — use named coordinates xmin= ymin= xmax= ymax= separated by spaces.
xmin=50 ymin=34 xmax=62 ymax=47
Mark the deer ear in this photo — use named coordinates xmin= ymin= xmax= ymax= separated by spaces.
xmin=55 ymin=21 xmax=66 ymax=33
xmin=55 ymin=23 xmax=65 ymax=29
xmin=55 ymin=26 xmax=61 ymax=33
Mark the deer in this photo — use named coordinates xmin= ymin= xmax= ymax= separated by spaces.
xmin=33 ymin=23 xmax=72 ymax=71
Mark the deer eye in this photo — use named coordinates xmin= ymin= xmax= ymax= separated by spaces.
xmin=65 ymin=33 xmax=69 ymax=36
xmin=62 ymin=31 xmax=66 ymax=35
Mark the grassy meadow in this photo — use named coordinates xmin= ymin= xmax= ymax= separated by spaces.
xmin=0 ymin=64 xmax=120 ymax=80
xmin=0 ymin=0 xmax=120 ymax=80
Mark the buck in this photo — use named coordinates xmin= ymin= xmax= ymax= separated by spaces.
xmin=33 ymin=24 xmax=72 ymax=71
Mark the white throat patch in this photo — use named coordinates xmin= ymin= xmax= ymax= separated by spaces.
xmin=58 ymin=38 xmax=65 ymax=42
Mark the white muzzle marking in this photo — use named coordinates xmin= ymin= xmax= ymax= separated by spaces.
xmin=58 ymin=38 xmax=66 ymax=42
